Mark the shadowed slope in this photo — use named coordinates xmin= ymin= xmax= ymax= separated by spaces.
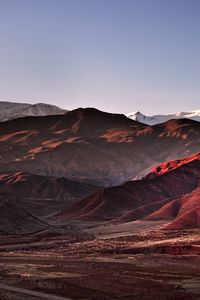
xmin=0 ymin=171 xmax=97 ymax=202
xmin=0 ymin=171 xmax=99 ymax=218
xmin=0 ymin=198 xmax=49 ymax=234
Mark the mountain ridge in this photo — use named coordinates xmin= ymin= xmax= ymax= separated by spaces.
xmin=0 ymin=101 xmax=67 ymax=122
xmin=127 ymin=109 xmax=200 ymax=125
xmin=62 ymin=152 xmax=200 ymax=225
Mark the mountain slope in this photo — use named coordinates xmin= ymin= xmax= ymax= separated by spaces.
xmin=146 ymin=187 xmax=200 ymax=230
xmin=0 ymin=171 xmax=98 ymax=218
xmin=0 ymin=170 xmax=99 ymax=234
xmin=0 ymin=101 xmax=67 ymax=122
xmin=0 ymin=108 xmax=200 ymax=186
xmin=0 ymin=197 xmax=49 ymax=234
xmin=0 ymin=171 xmax=97 ymax=202
xmin=63 ymin=153 xmax=200 ymax=222
xmin=127 ymin=110 xmax=200 ymax=125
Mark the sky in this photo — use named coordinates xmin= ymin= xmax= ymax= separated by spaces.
xmin=0 ymin=0 xmax=199 ymax=115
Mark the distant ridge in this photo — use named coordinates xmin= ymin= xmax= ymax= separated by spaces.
xmin=126 ymin=110 xmax=200 ymax=125
xmin=0 ymin=101 xmax=67 ymax=122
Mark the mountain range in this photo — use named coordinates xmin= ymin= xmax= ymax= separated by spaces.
xmin=0 ymin=101 xmax=200 ymax=234
xmin=126 ymin=110 xmax=200 ymax=124
xmin=1 ymin=101 xmax=200 ymax=125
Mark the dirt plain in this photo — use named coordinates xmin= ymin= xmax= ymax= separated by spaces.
xmin=0 ymin=221 xmax=200 ymax=300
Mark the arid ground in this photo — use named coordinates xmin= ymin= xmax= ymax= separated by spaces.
xmin=0 ymin=220 xmax=200 ymax=300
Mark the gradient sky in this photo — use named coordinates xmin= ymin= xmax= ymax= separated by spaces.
xmin=0 ymin=0 xmax=199 ymax=114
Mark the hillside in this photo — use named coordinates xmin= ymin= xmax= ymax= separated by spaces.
xmin=63 ymin=153 xmax=200 ymax=225
xmin=0 ymin=108 xmax=200 ymax=186
xmin=146 ymin=187 xmax=200 ymax=230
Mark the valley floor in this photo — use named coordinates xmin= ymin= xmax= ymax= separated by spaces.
xmin=0 ymin=221 xmax=200 ymax=300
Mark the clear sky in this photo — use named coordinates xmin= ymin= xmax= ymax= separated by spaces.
xmin=0 ymin=0 xmax=199 ymax=114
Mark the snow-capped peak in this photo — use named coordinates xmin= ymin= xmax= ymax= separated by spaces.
xmin=0 ymin=101 xmax=68 ymax=122
xmin=126 ymin=110 xmax=200 ymax=125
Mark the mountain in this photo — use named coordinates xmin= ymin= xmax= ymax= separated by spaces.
xmin=126 ymin=110 xmax=200 ymax=125
xmin=0 ymin=171 xmax=98 ymax=218
xmin=63 ymin=153 xmax=200 ymax=226
xmin=0 ymin=108 xmax=200 ymax=186
xmin=0 ymin=101 xmax=67 ymax=122
xmin=0 ymin=171 xmax=97 ymax=202
xmin=0 ymin=197 xmax=49 ymax=234
xmin=0 ymin=170 xmax=98 ymax=235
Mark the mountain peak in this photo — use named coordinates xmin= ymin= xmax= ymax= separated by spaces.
xmin=126 ymin=109 xmax=200 ymax=125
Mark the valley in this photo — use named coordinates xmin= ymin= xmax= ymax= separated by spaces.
xmin=1 ymin=0 xmax=200 ymax=297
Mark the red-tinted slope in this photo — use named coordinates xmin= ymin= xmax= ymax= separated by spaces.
xmin=165 ymin=208 xmax=200 ymax=230
xmin=62 ymin=152 xmax=200 ymax=221
xmin=0 ymin=108 xmax=200 ymax=186
xmin=117 ymin=199 xmax=170 ymax=223
xmin=148 ymin=152 xmax=200 ymax=178
xmin=146 ymin=187 xmax=200 ymax=229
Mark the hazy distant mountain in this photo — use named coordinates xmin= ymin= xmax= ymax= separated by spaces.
xmin=0 ymin=101 xmax=67 ymax=122
xmin=126 ymin=110 xmax=200 ymax=125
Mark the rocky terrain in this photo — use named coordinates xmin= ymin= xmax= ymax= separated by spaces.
xmin=0 ymin=222 xmax=199 ymax=300
xmin=0 ymin=105 xmax=200 ymax=299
